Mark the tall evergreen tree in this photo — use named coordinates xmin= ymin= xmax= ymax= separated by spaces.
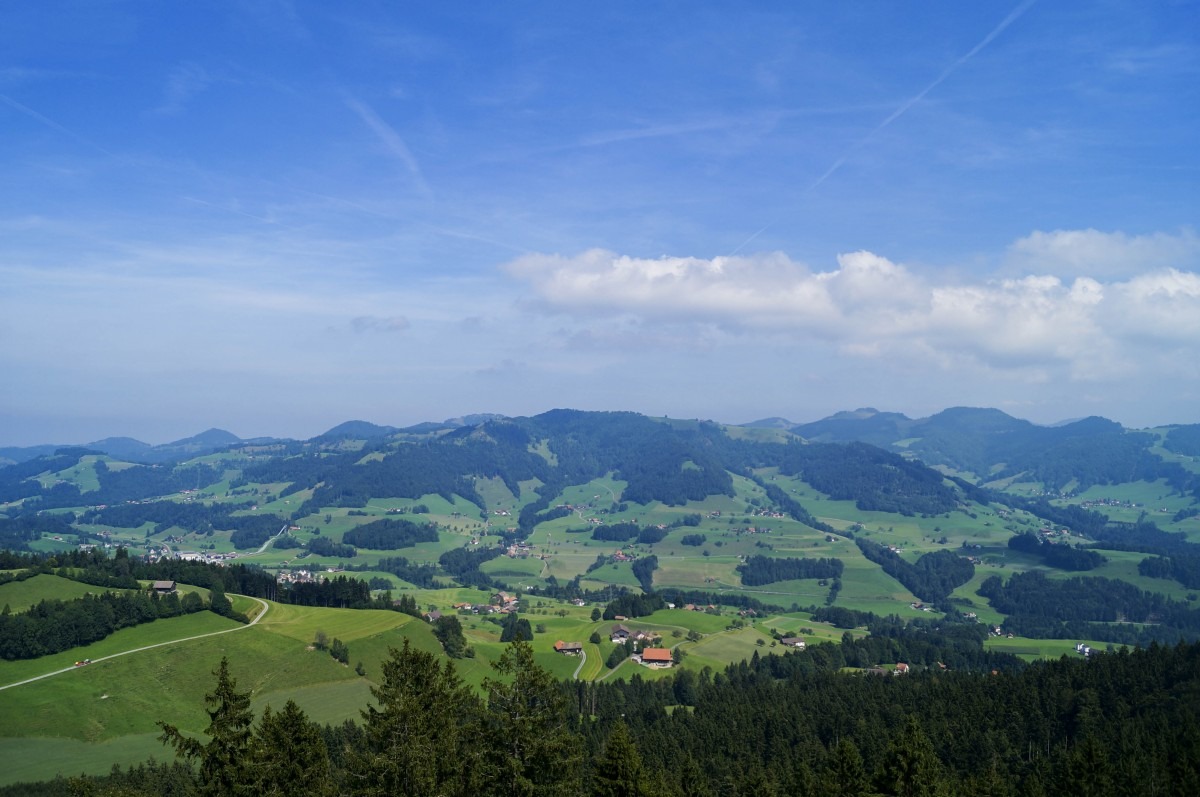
xmin=484 ymin=640 xmax=583 ymax=797
xmin=590 ymin=721 xmax=645 ymax=797
xmin=158 ymin=656 xmax=255 ymax=796
xmin=879 ymin=717 xmax=947 ymax=797
xmin=349 ymin=639 xmax=484 ymax=797
xmin=251 ymin=700 xmax=334 ymax=797
xmin=823 ymin=739 xmax=869 ymax=797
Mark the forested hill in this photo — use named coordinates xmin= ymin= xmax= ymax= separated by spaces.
xmin=3 ymin=408 xmax=1198 ymax=531
xmin=788 ymin=406 xmax=1200 ymax=491
xmin=1 ymin=410 xmax=980 ymax=535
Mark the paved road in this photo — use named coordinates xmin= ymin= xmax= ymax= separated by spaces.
xmin=571 ymin=649 xmax=588 ymax=680
xmin=0 ymin=596 xmax=270 ymax=692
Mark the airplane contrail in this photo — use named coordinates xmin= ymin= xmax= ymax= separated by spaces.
xmin=729 ymin=0 xmax=1038 ymax=256
xmin=0 ymin=93 xmax=117 ymax=158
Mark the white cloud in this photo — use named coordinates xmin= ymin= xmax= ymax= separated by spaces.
xmin=1006 ymin=228 xmax=1200 ymax=278
xmin=504 ymin=236 xmax=1200 ymax=381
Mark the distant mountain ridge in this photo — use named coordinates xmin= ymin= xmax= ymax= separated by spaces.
xmin=3 ymin=408 xmax=1195 ymax=493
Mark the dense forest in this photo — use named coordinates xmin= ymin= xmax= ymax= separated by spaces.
xmin=14 ymin=637 xmax=1198 ymax=797
xmin=736 ymin=554 xmax=844 ymax=586
xmin=979 ymin=569 xmax=1200 ymax=644
xmin=340 ymin=518 xmax=439 ymax=550
xmin=1007 ymin=533 xmax=1107 ymax=571
xmin=855 ymin=539 xmax=975 ymax=605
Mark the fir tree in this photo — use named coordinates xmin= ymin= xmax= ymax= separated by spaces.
xmin=484 ymin=640 xmax=583 ymax=796
xmin=158 ymin=656 xmax=255 ymax=796
xmin=349 ymin=638 xmax=484 ymax=797
xmin=252 ymin=700 xmax=334 ymax=797
xmin=590 ymin=721 xmax=645 ymax=797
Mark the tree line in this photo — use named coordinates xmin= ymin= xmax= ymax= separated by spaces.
xmin=855 ymin=538 xmax=974 ymax=605
xmin=737 ymin=554 xmax=844 ymax=586
xmin=30 ymin=636 xmax=1200 ymax=796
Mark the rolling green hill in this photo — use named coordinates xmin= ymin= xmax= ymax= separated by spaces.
xmin=3 ymin=407 xmax=1200 ymax=784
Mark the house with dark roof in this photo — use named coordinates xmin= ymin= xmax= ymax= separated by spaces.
xmin=780 ymin=637 xmax=806 ymax=649
xmin=610 ymin=624 xmax=632 ymax=643
xmin=151 ymin=580 xmax=177 ymax=595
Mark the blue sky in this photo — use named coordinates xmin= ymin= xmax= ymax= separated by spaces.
xmin=2 ymin=1 xmax=1198 ymax=445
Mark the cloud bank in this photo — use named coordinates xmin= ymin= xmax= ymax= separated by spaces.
xmin=505 ymin=229 xmax=1200 ymax=380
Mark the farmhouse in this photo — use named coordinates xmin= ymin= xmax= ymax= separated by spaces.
xmin=424 ymin=610 xmax=443 ymax=622
xmin=151 ymin=580 xmax=177 ymax=595
xmin=610 ymin=624 xmax=632 ymax=643
xmin=780 ymin=637 xmax=806 ymax=649
xmin=554 ymin=641 xmax=583 ymax=655
xmin=640 ymin=648 xmax=673 ymax=668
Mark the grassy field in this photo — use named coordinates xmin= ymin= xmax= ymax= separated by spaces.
xmin=0 ymin=574 xmax=124 ymax=613
xmin=5 ymin=453 xmax=1199 ymax=784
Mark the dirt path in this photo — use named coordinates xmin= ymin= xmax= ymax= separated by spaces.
xmin=0 ymin=596 xmax=270 ymax=692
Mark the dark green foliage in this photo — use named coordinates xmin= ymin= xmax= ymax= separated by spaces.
xmin=483 ymin=640 xmax=583 ymax=796
xmin=809 ymin=605 xmax=878 ymax=629
xmin=329 ymin=638 xmax=349 ymax=665
xmin=773 ymin=441 xmax=959 ymax=516
xmin=367 ymin=556 xmax=442 ymax=589
xmin=630 ymin=555 xmax=657 ymax=592
xmin=590 ymin=721 xmax=646 ymax=796
xmin=285 ymin=575 xmax=380 ymax=609
xmin=823 ymin=739 xmax=870 ymax=797
xmin=3 ymin=456 xmax=223 ymax=511
xmin=80 ymin=500 xmax=284 ymax=550
xmin=979 ymin=570 xmax=1200 ymax=643
xmin=1139 ymin=554 xmax=1200 ymax=589
xmin=432 ymin=615 xmax=470 ymax=658
xmin=635 ymin=526 xmax=667 ymax=544
xmin=855 ymin=539 xmax=974 ymax=603
xmin=1007 ymin=532 xmax=1106 ymax=571
xmin=342 ymin=518 xmax=438 ymax=550
xmin=158 ymin=657 xmax=255 ymax=796
xmin=737 ymin=554 xmax=843 ymax=586
xmin=0 ymin=514 xmax=77 ymax=551
xmin=602 ymin=593 xmax=666 ymax=620
xmin=591 ymin=522 xmax=641 ymax=543
xmin=1164 ymin=423 xmax=1200 ymax=456
xmin=439 ymin=546 xmax=503 ymax=588
xmin=757 ymin=480 xmax=836 ymax=532
xmin=499 ymin=613 xmax=533 ymax=643
xmin=878 ymin=716 xmax=947 ymax=797
xmin=252 ymin=700 xmax=334 ymax=797
xmin=680 ymin=533 xmax=706 ymax=546
xmin=307 ymin=536 xmax=357 ymax=558
xmin=351 ymin=639 xmax=485 ymax=797
xmin=0 ymin=588 xmax=209 ymax=660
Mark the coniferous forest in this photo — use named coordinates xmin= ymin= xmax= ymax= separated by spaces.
xmin=7 ymin=637 xmax=1196 ymax=797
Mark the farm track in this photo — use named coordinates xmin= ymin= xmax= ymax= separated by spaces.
xmin=0 ymin=595 xmax=270 ymax=692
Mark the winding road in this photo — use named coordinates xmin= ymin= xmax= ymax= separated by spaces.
xmin=0 ymin=595 xmax=271 ymax=692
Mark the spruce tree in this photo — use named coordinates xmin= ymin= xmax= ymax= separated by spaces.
xmin=590 ymin=721 xmax=645 ymax=797
xmin=823 ymin=738 xmax=869 ymax=797
xmin=349 ymin=638 xmax=484 ymax=797
xmin=252 ymin=700 xmax=334 ymax=797
xmin=484 ymin=640 xmax=583 ymax=796
xmin=158 ymin=656 xmax=255 ymax=796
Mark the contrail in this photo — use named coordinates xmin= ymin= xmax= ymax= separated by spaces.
xmin=729 ymin=0 xmax=1038 ymax=256
xmin=344 ymin=95 xmax=433 ymax=199
xmin=0 ymin=93 xmax=117 ymax=158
